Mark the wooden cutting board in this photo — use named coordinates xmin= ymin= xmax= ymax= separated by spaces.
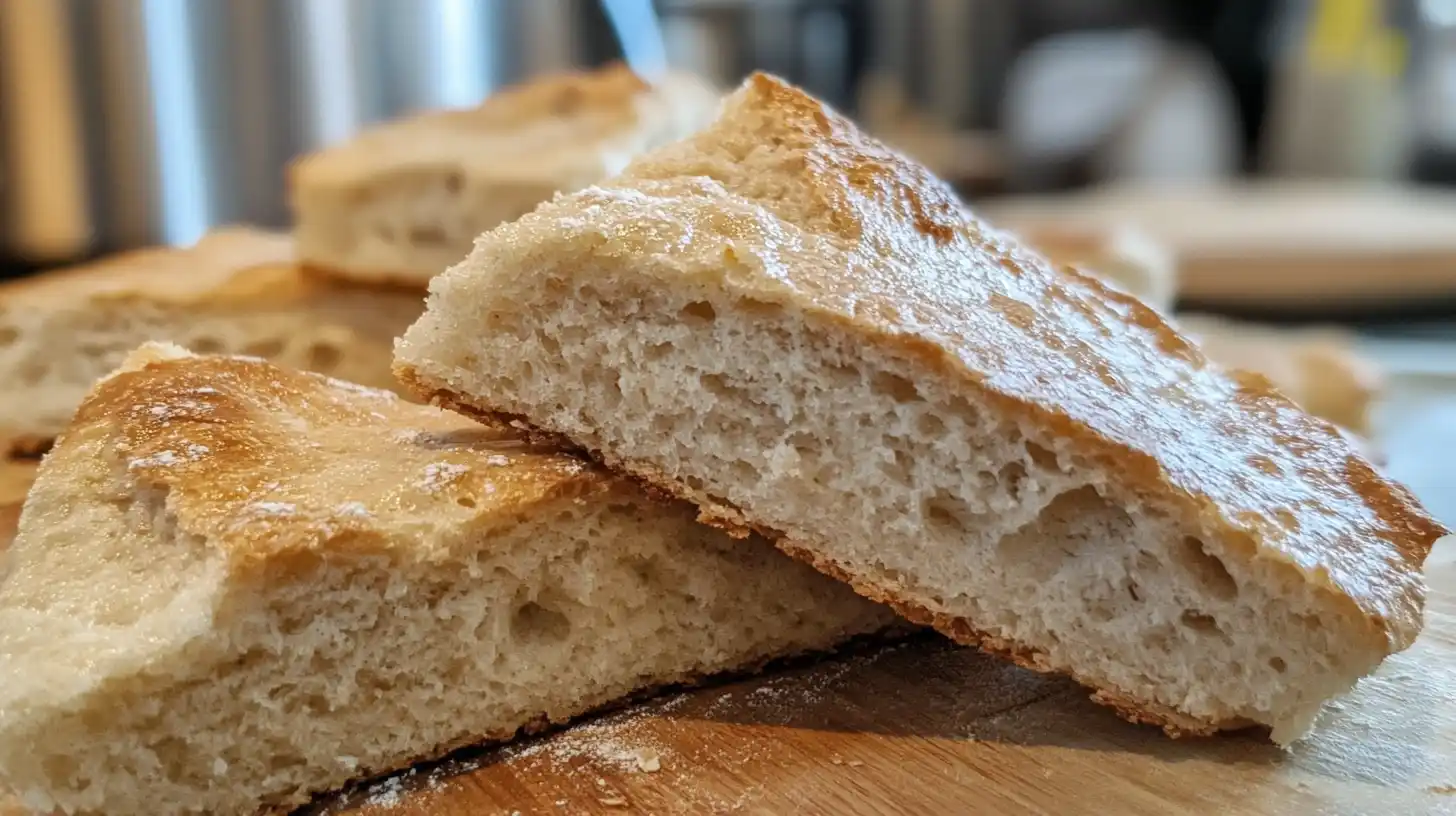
xmin=0 ymin=460 xmax=35 ymax=508
xmin=0 ymin=488 xmax=1453 ymax=814
xmin=985 ymin=183 xmax=1456 ymax=312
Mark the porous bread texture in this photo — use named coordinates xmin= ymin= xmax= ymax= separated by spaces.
xmin=291 ymin=64 xmax=722 ymax=286
xmin=0 ymin=229 xmax=422 ymax=457
xmin=396 ymin=73 xmax=1447 ymax=744
xmin=0 ymin=344 xmax=893 ymax=816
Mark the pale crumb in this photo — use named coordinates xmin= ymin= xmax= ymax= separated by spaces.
xmin=486 ymin=454 xmax=511 ymax=466
xmin=830 ymin=758 xmax=843 ymax=766
xmin=337 ymin=755 xmax=359 ymax=772
xmin=212 ymin=757 xmax=228 ymax=776
xmin=510 ymin=810 xmax=522 ymax=816
xmin=555 ymin=800 xmax=568 ymax=807
xmin=847 ymin=760 xmax=865 ymax=768
xmin=599 ymin=797 xmax=629 ymax=808
xmin=633 ymin=747 xmax=661 ymax=773
xmin=595 ymin=777 xmax=608 ymax=788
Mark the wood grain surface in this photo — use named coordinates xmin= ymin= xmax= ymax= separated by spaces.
xmin=0 ymin=477 xmax=1452 ymax=815
xmin=985 ymin=183 xmax=1456 ymax=310
xmin=0 ymin=460 xmax=35 ymax=508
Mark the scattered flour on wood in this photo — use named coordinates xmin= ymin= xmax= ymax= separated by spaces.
xmin=418 ymin=462 xmax=470 ymax=491
xmin=247 ymin=501 xmax=296 ymax=516
xmin=352 ymin=765 xmax=456 ymax=811
xmin=128 ymin=450 xmax=179 ymax=469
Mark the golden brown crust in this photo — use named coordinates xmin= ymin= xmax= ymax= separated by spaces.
xmin=414 ymin=72 xmax=1444 ymax=654
xmin=58 ymin=346 xmax=615 ymax=571
xmin=396 ymin=369 xmax=1251 ymax=737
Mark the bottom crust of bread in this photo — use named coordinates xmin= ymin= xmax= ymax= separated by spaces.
xmin=397 ymin=366 xmax=1258 ymax=741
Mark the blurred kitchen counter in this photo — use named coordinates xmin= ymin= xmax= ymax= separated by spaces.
xmin=984 ymin=182 xmax=1456 ymax=315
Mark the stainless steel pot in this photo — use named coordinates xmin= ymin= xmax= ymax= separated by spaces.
xmin=0 ymin=0 xmax=618 ymax=264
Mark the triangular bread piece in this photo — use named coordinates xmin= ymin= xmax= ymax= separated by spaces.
xmin=396 ymin=74 xmax=1449 ymax=743
xmin=291 ymin=63 xmax=721 ymax=287
xmin=0 ymin=227 xmax=421 ymax=457
xmin=0 ymin=343 xmax=891 ymax=815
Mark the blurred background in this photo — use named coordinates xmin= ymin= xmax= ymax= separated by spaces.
xmin=4 ymin=0 xmax=1456 ymax=317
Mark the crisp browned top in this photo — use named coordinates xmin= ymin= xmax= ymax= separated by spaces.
xmin=46 ymin=344 xmax=603 ymax=564
xmin=291 ymin=63 xmax=721 ymax=189
xmin=462 ymin=73 xmax=1448 ymax=648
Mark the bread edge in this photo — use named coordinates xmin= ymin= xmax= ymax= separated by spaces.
xmin=394 ymin=363 xmax=1257 ymax=740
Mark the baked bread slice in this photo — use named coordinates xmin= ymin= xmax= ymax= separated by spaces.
xmin=291 ymin=63 xmax=721 ymax=287
xmin=396 ymin=73 xmax=1449 ymax=743
xmin=0 ymin=228 xmax=422 ymax=458
xmin=0 ymin=343 xmax=892 ymax=816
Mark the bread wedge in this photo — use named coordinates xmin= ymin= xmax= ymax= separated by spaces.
xmin=0 ymin=343 xmax=892 ymax=816
xmin=396 ymin=73 xmax=1449 ymax=744
xmin=0 ymin=228 xmax=421 ymax=458
xmin=291 ymin=63 xmax=721 ymax=287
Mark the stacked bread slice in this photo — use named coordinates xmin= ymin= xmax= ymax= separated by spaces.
xmin=396 ymin=73 xmax=1447 ymax=744
xmin=0 ymin=228 xmax=421 ymax=458
xmin=291 ymin=63 xmax=720 ymax=287
xmin=0 ymin=344 xmax=892 ymax=815
xmin=1 ymin=64 xmax=720 ymax=463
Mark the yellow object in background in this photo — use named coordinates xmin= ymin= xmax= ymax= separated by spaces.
xmin=1264 ymin=0 xmax=1411 ymax=178
xmin=1306 ymin=0 xmax=1407 ymax=76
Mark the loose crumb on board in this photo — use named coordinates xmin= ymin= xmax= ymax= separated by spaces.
xmin=1429 ymin=785 xmax=1456 ymax=795
xmin=634 ymin=747 xmax=662 ymax=773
